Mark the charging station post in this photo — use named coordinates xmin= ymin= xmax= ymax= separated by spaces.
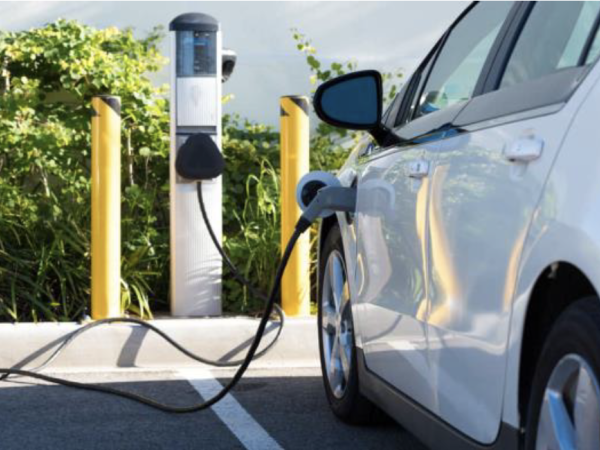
xmin=91 ymin=96 xmax=122 ymax=320
xmin=170 ymin=14 xmax=223 ymax=316
xmin=280 ymin=96 xmax=311 ymax=316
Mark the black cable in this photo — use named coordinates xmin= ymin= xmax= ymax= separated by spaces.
xmin=0 ymin=227 xmax=303 ymax=413
xmin=0 ymin=314 xmax=278 ymax=383
xmin=0 ymin=182 xmax=283 ymax=382
xmin=197 ymin=182 xmax=271 ymax=304
xmin=197 ymin=182 xmax=285 ymax=324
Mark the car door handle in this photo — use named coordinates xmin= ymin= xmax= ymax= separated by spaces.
xmin=504 ymin=137 xmax=544 ymax=162
xmin=407 ymin=160 xmax=430 ymax=179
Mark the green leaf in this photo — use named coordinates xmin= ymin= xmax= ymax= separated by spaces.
xmin=306 ymin=55 xmax=320 ymax=70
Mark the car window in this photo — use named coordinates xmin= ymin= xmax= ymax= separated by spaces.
xmin=586 ymin=25 xmax=600 ymax=64
xmin=395 ymin=55 xmax=434 ymax=128
xmin=414 ymin=2 xmax=514 ymax=119
xmin=500 ymin=2 xmax=600 ymax=90
xmin=382 ymin=90 xmax=403 ymax=129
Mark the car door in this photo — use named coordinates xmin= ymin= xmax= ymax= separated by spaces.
xmin=423 ymin=2 xmax=600 ymax=443
xmin=353 ymin=1 xmax=517 ymax=412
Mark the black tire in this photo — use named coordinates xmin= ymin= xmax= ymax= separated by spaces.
xmin=318 ymin=224 xmax=377 ymax=424
xmin=524 ymin=297 xmax=600 ymax=449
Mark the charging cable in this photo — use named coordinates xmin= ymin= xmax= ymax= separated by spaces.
xmin=197 ymin=181 xmax=286 ymax=337
xmin=0 ymin=184 xmax=356 ymax=413
xmin=0 ymin=183 xmax=282 ymax=381
xmin=0 ymin=226 xmax=301 ymax=413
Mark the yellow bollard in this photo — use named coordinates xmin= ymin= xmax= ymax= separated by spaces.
xmin=280 ymin=96 xmax=310 ymax=316
xmin=91 ymin=96 xmax=122 ymax=319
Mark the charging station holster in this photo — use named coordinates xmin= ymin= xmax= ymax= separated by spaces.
xmin=175 ymin=133 xmax=224 ymax=181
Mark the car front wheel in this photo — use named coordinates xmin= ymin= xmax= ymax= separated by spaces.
xmin=318 ymin=224 xmax=376 ymax=424
xmin=525 ymin=297 xmax=600 ymax=450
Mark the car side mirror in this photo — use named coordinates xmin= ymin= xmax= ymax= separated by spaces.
xmin=314 ymin=70 xmax=382 ymax=129
xmin=313 ymin=70 xmax=401 ymax=147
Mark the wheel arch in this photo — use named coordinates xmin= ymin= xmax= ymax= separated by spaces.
xmin=517 ymin=261 xmax=597 ymax=426
xmin=318 ymin=214 xmax=339 ymax=258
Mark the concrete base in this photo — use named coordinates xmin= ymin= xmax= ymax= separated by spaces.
xmin=0 ymin=316 xmax=319 ymax=371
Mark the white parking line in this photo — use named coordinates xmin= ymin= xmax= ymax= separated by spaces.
xmin=178 ymin=369 xmax=283 ymax=450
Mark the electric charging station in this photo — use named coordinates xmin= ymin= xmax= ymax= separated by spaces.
xmin=169 ymin=13 xmax=235 ymax=316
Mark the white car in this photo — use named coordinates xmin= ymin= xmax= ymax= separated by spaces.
xmin=312 ymin=2 xmax=600 ymax=449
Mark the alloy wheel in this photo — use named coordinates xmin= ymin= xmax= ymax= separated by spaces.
xmin=536 ymin=354 xmax=600 ymax=450
xmin=321 ymin=250 xmax=353 ymax=399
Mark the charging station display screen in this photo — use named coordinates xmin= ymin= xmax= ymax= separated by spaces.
xmin=176 ymin=31 xmax=217 ymax=77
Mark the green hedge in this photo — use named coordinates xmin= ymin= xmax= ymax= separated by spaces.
xmin=0 ymin=20 xmax=171 ymax=321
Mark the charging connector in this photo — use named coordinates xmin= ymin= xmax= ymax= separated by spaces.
xmin=296 ymin=186 xmax=357 ymax=233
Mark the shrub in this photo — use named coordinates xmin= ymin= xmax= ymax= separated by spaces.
xmin=220 ymin=114 xmax=281 ymax=313
xmin=0 ymin=20 xmax=169 ymax=321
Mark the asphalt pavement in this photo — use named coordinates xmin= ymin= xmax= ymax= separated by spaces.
xmin=0 ymin=366 xmax=426 ymax=450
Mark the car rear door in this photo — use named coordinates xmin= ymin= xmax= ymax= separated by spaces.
xmin=353 ymin=1 xmax=517 ymax=413
xmin=423 ymin=2 xmax=600 ymax=443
